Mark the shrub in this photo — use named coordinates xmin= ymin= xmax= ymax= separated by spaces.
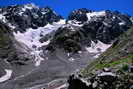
xmin=122 ymin=64 xmax=129 ymax=71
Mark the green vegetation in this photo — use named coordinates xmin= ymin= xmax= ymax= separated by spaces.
xmin=121 ymin=64 xmax=129 ymax=71
xmin=95 ymin=55 xmax=132 ymax=69
xmin=81 ymin=55 xmax=132 ymax=77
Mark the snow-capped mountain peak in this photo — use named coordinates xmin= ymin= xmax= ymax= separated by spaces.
xmin=86 ymin=11 xmax=106 ymax=21
xmin=23 ymin=3 xmax=38 ymax=10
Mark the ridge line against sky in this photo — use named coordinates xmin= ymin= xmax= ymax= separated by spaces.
xmin=0 ymin=0 xmax=133 ymax=18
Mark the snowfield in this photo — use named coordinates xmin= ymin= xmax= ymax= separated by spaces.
xmin=14 ymin=20 xmax=66 ymax=66
xmin=86 ymin=41 xmax=111 ymax=58
xmin=0 ymin=69 xmax=12 ymax=83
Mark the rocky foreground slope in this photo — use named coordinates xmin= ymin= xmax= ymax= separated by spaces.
xmin=0 ymin=3 xmax=133 ymax=89
xmin=67 ymin=26 xmax=133 ymax=89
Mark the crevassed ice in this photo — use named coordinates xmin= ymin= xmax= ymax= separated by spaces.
xmin=0 ymin=69 xmax=12 ymax=83
xmin=86 ymin=11 xmax=106 ymax=21
xmin=14 ymin=19 xmax=66 ymax=66
xmin=86 ymin=41 xmax=111 ymax=58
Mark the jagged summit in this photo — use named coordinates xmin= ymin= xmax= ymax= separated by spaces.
xmin=0 ymin=3 xmax=63 ymax=32
xmin=68 ymin=8 xmax=92 ymax=22
xmin=68 ymin=8 xmax=132 ymax=25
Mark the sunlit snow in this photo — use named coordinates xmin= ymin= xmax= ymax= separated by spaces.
xmin=87 ymin=11 xmax=106 ymax=21
xmin=68 ymin=57 xmax=75 ymax=62
xmin=0 ymin=14 xmax=6 ymax=23
xmin=0 ymin=69 xmax=12 ymax=83
xmin=86 ymin=41 xmax=111 ymax=58
xmin=98 ymin=72 xmax=116 ymax=77
xmin=14 ymin=20 xmax=66 ymax=66
xmin=24 ymin=3 xmax=37 ymax=10
xmin=119 ymin=22 xmax=125 ymax=25
xmin=67 ymin=20 xmax=84 ymax=27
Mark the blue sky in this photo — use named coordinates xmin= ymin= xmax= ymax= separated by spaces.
xmin=0 ymin=0 xmax=133 ymax=18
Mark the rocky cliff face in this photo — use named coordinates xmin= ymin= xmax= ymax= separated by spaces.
xmin=45 ymin=9 xmax=132 ymax=55
xmin=0 ymin=4 xmax=62 ymax=32
xmin=0 ymin=22 xmax=33 ymax=65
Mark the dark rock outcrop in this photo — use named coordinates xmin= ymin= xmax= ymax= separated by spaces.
xmin=68 ymin=8 xmax=92 ymax=22
xmin=67 ymin=67 xmax=133 ymax=89
xmin=67 ymin=75 xmax=90 ymax=89
xmin=0 ymin=4 xmax=62 ymax=32
xmin=0 ymin=22 xmax=32 ymax=65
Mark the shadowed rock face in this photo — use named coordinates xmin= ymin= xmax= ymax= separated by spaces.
xmin=0 ymin=22 xmax=13 ymax=59
xmin=0 ymin=22 xmax=32 ymax=65
xmin=68 ymin=8 xmax=92 ymax=22
xmin=46 ymin=26 xmax=85 ymax=53
xmin=67 ymin=66 xmax=133 ymax=89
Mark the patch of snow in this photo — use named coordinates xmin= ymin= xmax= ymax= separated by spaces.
xmin=41 ymin=12 xmax=47 ymax=15
xmin=31 ymin=50 xmax=44 ymax=66
xmin=42 ymin=40 xmax=51 ymax=46
xmin=0 ymin=69 xmax=12 ymax=83
xmin=14 ymin=19 xmax=65 ymax=66
xmin=86 ymin=41 xmax=111 ymax=58
xmin=103 ymin=67 xmax=111 ymax=72
xmin=68 ymin=57 xmax=75 ymax=62
xmin=67 ymin=20 xmax=83 ymax=27
xmin=103 ymin=21 xmax=109 ymax=26
xmin=22 ymin=7 xmax=26 ymax=12
xmin=53 ymin=19 xmax=66 ymax=25
xmin=24 ymin=3 xmax=37 ymax=10
xmin=80 ymin=78 xmax=91 ymax=86
xmin=86 ymin=11 xmax=106 ymax=21
xmin=119 ymin=22 xmax=125 ymax=25
xmin=98 ymin=72 xmax=116 ymax=77
xmin=67 ymin=53 xmax=70 ymax=57
xmin=18 ymin=11 xmax=24 ymax=16
xmin=130 ymin=17 xmax=133 ymax=24
xmin=113 ymin=16 xmax=116 ymax=19
xmin=92 ymin=81 xmax=98 ymax=88
xmin=8 ymin=23 xmax=16 ymax=29
xmin=0 ymin=14 xmax=6 ymax=23
xmin=78 ymin=51 xmax=82 ymax=54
